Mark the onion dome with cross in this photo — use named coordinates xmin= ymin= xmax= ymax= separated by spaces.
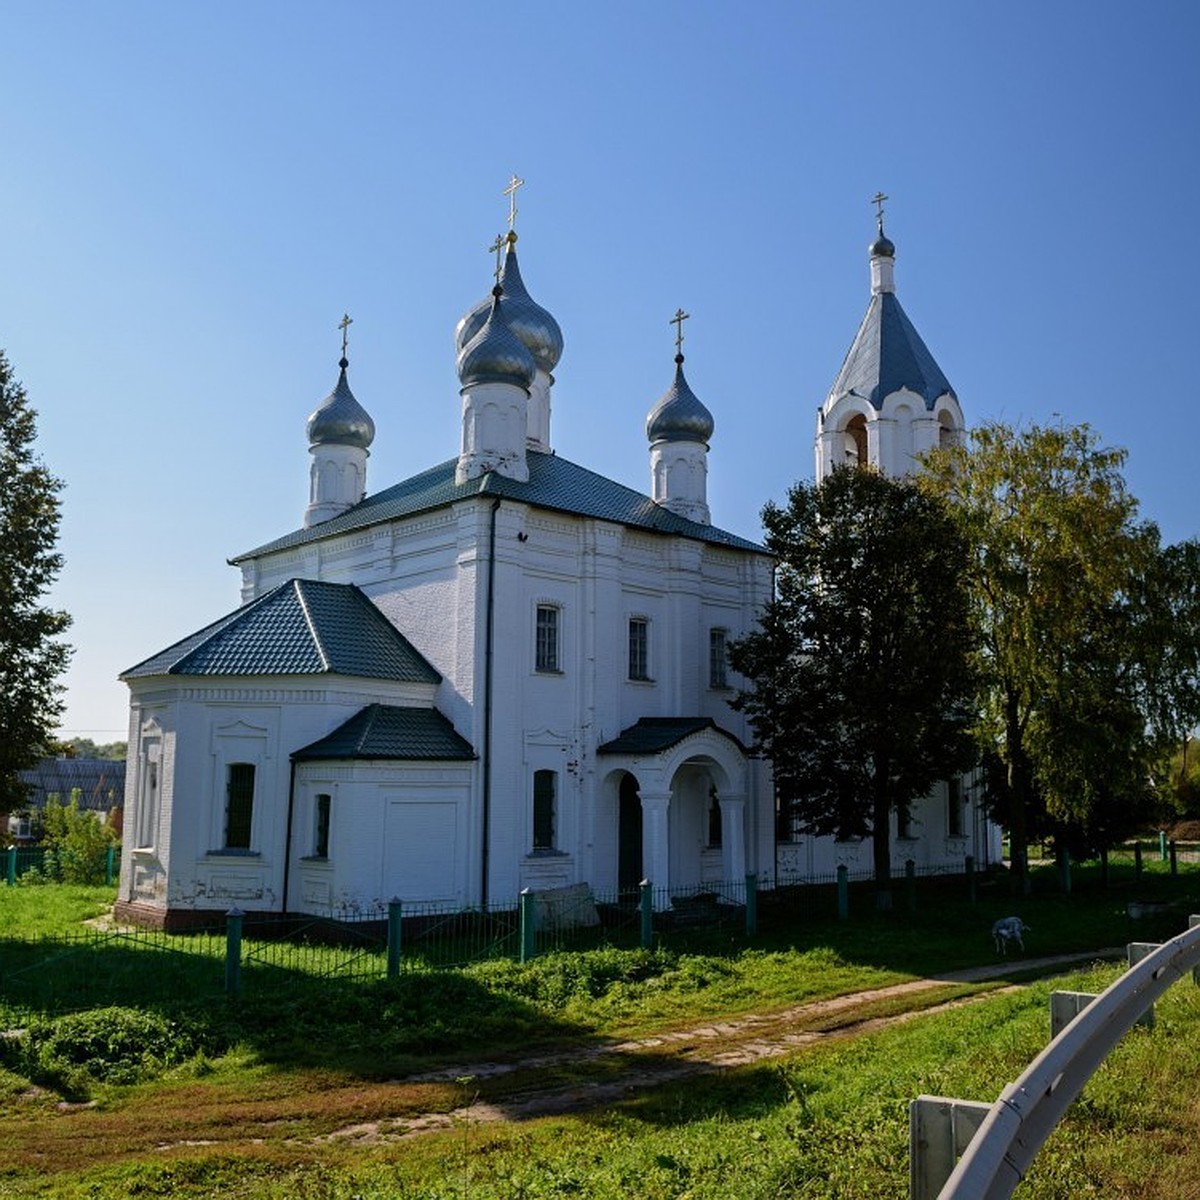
xmin=455 ymin=286 xmax=537 ymax=391
xmin=645 ymin=309 xmax=714 ymax=444
xmin=306 ymin=315 xmax=375 ymax=449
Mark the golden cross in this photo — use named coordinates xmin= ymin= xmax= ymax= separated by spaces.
xmin=871 ymin=191 xmax=888 ymax=232
xmin=670 ymin=308 xmax=690 ymax=355
xmin=488 ymin=233 xmax=506 ymax=284
xmin=338 ymin=312 xmax=353 ymax=358
xmin=503 ymin=173 xmax=525 ymax=231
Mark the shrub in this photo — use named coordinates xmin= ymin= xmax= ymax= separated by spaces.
xmin=37 ymin=795 xmax=117 ymax=884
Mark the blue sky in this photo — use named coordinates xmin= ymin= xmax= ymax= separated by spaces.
xmin=2 ymin=1 xmax=1198 ymax=741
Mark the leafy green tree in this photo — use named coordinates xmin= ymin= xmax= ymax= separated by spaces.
xmin=921 ymin=422 xmax=1156 ymax=886
xmin=39 ymin=794 xmax=118 ymax=884
xmin=0 ymin=351 xmax=71 ymax=817
xmin=729 ymin=468 xmax=977 ymax=907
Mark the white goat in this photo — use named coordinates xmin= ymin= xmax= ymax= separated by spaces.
xmin=992 ymin=916 xmax=1030 ymax=955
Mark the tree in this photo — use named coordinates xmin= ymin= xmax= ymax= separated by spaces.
xmin=0 ymin=351 xmax=71 ymax=816
xmin=729 ymin=468 xmax=977 ymax=907
xmin=921 ymin=422 xmax=1156 ymax=887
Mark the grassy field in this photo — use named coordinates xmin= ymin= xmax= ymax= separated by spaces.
xmin=2 ymin=872 xmax=1200 ymax=1197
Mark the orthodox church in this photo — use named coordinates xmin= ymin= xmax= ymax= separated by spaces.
xmin=115 ymin=194 xmax=994 ymax=929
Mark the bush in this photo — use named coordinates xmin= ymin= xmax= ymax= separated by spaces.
xmin=37 ymin=795 xmax=117 ymax=884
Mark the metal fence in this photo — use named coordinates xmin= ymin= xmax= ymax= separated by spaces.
xmin=4 ymin=843 xmax=119 ymax=886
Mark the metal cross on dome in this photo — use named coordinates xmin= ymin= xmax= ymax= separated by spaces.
xmin=503 ymin=173 xmax=525 ymax=232
xmin=338 ymin=312 xmax=353 ymax=358
xmin=488 ymin=233 xmax=506 ymax=284
xmin=670 ymin=307 xmax=690 ymax=355
xmin=871 ymin=190 xmax=889 ymax=232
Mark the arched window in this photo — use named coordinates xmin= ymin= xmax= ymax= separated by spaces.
xmin=845 ymin=414 xmax=868 ymax=466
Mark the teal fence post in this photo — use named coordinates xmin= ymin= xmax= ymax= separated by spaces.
xmin=6 ymin=846 xmax=15 ymax=886
xmin=224 ymin=908 xmax=244 ymax=998
xmin=519 ymin=888 xmax=536 ymax=964
xmin=745 ymin=873 xmax=757 ymax=937
xmin=1160 ymin=831 xmax=1168 ymax=862
xmin=965 ymin=855 xmax=977 ymax=904
xmin=1135 ymin=841 xmax=1143 ymax=880
xmin=105 ymin=844 xmax=116 ymax=886
xmin=387 ymin=897 xmax=402 ymax=980
xmin=905 ymin=859 xmax=917 ymax=913
xmin=1058 ymin=849 xmax=1071 ymax=896
xmin=836 ymin=865 xmax=849 ymax=920
xmin=1170 ymin=840 xmax=1179 ymax=877
xmin=639 ymin=879 xmax=653 ymax=948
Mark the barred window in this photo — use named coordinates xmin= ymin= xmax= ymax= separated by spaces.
xmin=709 ymin=628 xmax=729 ymax=689
xmin=314 ymin=793 xmax=331 ymax=858
xmin=533 ymin=769 xmax=556 ymax=851
xmin=535 ymin=605 xmax=560 ymax=673
xmin=224 ymin=763 xmax=255 ymax=850
xmin=628 ymin=618 xmax=649 ymax=681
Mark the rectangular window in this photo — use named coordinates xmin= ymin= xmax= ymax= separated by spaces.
xmin=313 ymin=793 xmax=331 ymax=858
xmin=535 ymin=605 xmax=560 ymax=673
xmin=709 ymin=628 xmax=729 ymax=689
xmin=628 ymin=618 xmax=649 ymax=681
xmin=947 ymin=778 xmax=963 ymax=837
xmin=533 ymin=769 xmax=556 ymax=851
xmin=224 ymin=763 xmax=255 ymax=850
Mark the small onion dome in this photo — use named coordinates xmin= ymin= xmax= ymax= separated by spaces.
xmin=646 ymin=355 xmax=715 ymax=443
xmin=456 ymin=289 xmax=537 ymax=391
xmin=306 ymin=359 xmax=375 ymax=448
xmin=454 ymin=245 xmax=564 ymax=374
xmin=870 ymin=231 xmax=895 ymax=258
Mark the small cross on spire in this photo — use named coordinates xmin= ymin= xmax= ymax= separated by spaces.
xmin=488 ymin=233 xmax=506 ymax=285
xmin=503 ymin=173 xmax=525 ymax=233
xmin=871 ymin=190 xmax=889 ymax=234
xmin=338 ymin=312 xmax=353 ymax=361
xmin=670 ymin=308 xmax=690 ymax=357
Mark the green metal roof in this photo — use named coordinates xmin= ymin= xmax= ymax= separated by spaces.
xmin=292 ymin=704 xmax=475 ymax=761
xmin=122 ymin=579 xmax=441 ymax=683
xmin=596 ymin=717 xmax=746 ymax=756
xmin=232 ymin=450 xmax=767 ymax=563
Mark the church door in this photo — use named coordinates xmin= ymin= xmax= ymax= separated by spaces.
xmin=618 ymin=773 xmax=643 ymax=894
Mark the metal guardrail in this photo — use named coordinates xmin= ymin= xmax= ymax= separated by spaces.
xmin=929 ymin=918 xmax=1200 ymax=1199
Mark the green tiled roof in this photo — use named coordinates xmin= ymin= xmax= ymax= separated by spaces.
xmin=292 ymin=704 xmax=475 ymax=761
xmin=232 ymin=450 xmax=767 ymax=562
xmin=596 ymin=717 xmax=745 ymax=756
xmin=122 ymin=579 xmax=440 ymax=683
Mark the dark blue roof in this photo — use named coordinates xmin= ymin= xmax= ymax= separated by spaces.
xmin=292 ymin=704 xmax=475 ymax=762
xmin=232 ymin=450 xmax=766 ymax=562
xmin=122 ymin=579 xmax=441 ymax=683
xmin=828 ymin=292 xmax=955 ymax=411
xmin=597 ymin=717 xmax=745 ymax=756
xmin=17 ymin=758 xmax=126 ymax=810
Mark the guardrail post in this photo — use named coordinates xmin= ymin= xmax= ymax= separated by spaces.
xmin=1170 ymin=839 xmax=1179 ymax=876
xmin=1127 ymin=942 xmax=1161 ymax=1027
xmin=909 ymin=1095 xmax=992 ymax=1200
xmin=387 ymin=897 xmax=402 ymax=980
xmin=6 ymin=846 xmax=15 ymax=886
xmin=745 ymin=872 xmax=757 ymax=937
xmin=224 ymin=908 xmax=244 ymax=998
xmin=1057 ymin=849 xmax=1071 ymax=896
xmin=1191 ymin=915 xmax=1200 ymax=986
xmin=837 ymin=864 xmax=849 ymax=920
xmin=906 ymin=859 xmax=917 ymax=913
xmin=965 ymin=855 xmax=976 ymax=904
xmin=519 ymin=888 xmax=536 ymax=963
xmin=1134 ymin=841 xmax=1143 ymax=880
xmin=639 ymin=879 xmax=653 ymax=948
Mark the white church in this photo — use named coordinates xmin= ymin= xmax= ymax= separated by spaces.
xmin=116 ymin=197 xmax=996 ymax=929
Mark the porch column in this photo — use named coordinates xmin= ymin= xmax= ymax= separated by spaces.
xmin=719 ymin=795 xmax=747 ymax=882
xmin=639 ymin=790 xmax=671 ymax=895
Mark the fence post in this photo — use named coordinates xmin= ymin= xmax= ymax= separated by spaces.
xmin=1170 ymin=840 xmax=1179 ymax=877
xmin=837 ymin=864 xmax=849 ymax=920
xmin=1058 ymin=849 xmax=1071 ymax=896
xmin=965 ymin=855 xmax=976 ymax=905
xmin=906 ymin=859 xmax=917 ymax=913
xmin=745 ymin=873 xmax=758 ymax=937
xmin=1160 ymin=831 xmax=1168 ymax=862
xmin=519 ymin=888 xmax=536 ymax=964
xmin=6 ymin=846 xmax=15 ymax=886
xmin=1135 ymin=841 xmax=1143 ymax=880
xmin=224 ymin=908 xmax=244 ymax=998
xmin=639 ymin=879 xmax=653 ymax=949
xmin=387 ymin=897 xmax=402 ymax=980
xmin=105 ymin=844 xmax=116 ymax=886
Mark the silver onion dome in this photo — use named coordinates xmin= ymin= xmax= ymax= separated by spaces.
xmin=456 ymin=290 xmax=537 ymax=391
xmin=306 ymin=359 xmax=376 ymax=449
xmin=454 ymin=245 xmax=564 ymax=374
xmin=646 ymin=356 xmax=715 ymax=443
xmin=870 ymin=231 xmax=895 ymax=258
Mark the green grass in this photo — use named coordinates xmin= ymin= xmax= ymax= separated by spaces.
xmin=0 ymin=884 xmax=116 ymax=935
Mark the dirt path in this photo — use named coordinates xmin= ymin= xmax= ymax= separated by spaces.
xmin=318 ymin=949 xmax=1120 ymax=1145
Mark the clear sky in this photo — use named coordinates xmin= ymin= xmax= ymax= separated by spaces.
xmin=2 ymin=1 xmax=1198 ymax=743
